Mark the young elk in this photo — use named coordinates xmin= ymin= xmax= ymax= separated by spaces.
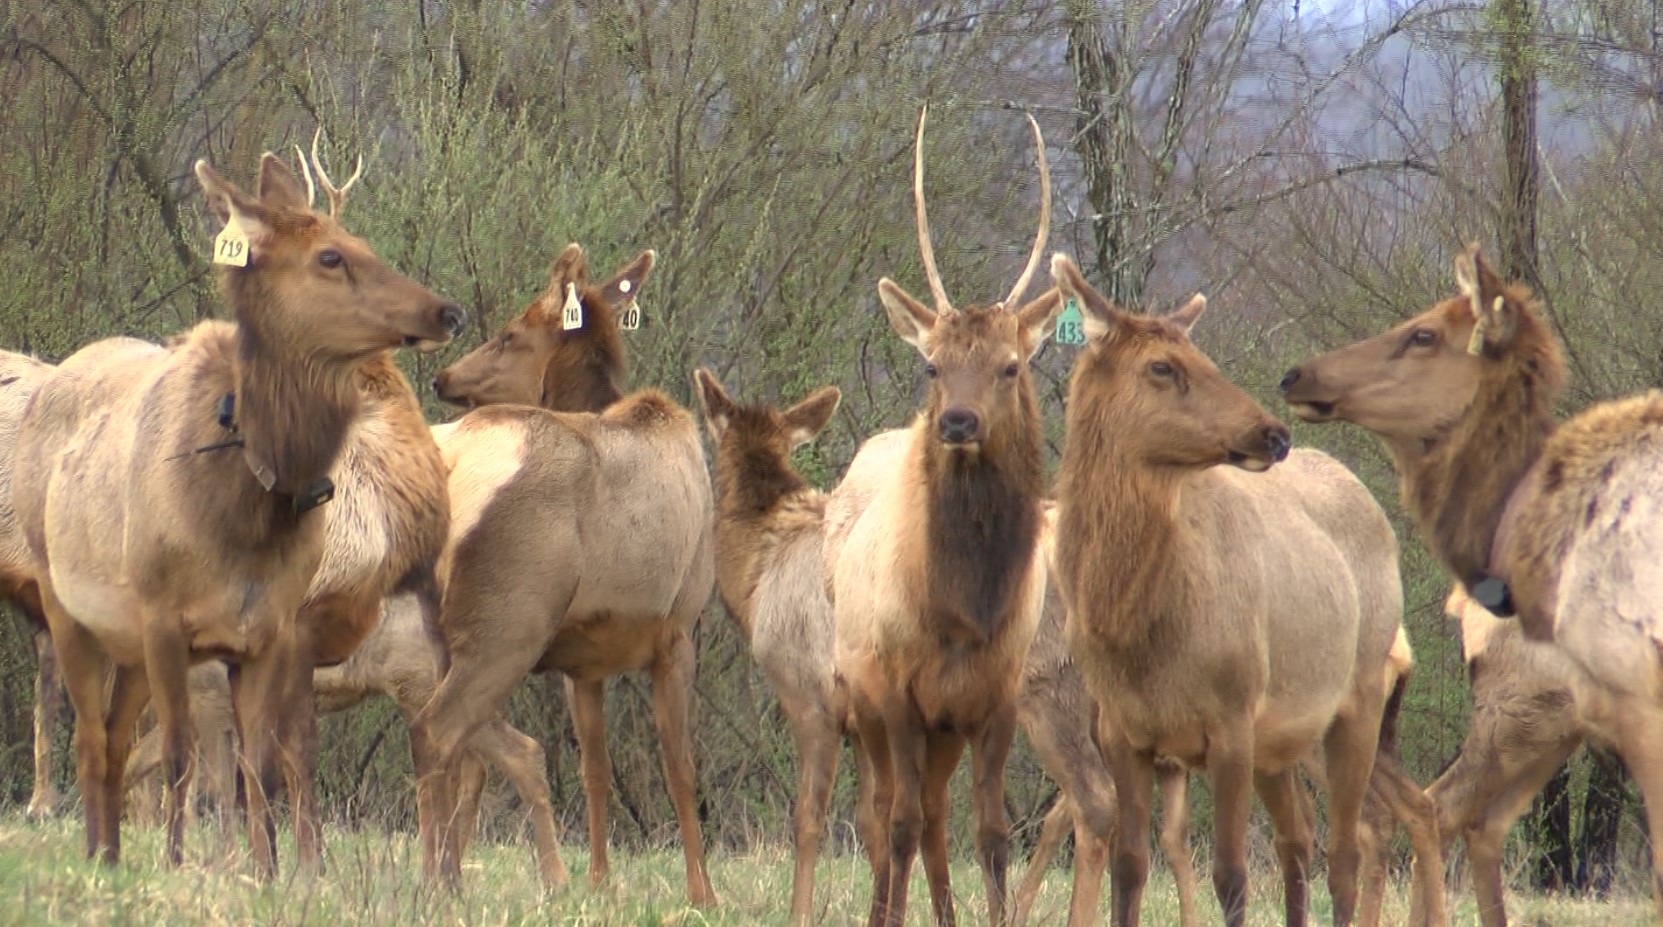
xmin=1 ymin=350 xmax=59 ymax=820
xmin=822 ymin=107 xmax=1063 ymax=927
xmin=410 ymin=243 xmax=719 ymax=906
xmin=692 ymin=369 xmax=853 ymax=927
xmin=1050 ymin=253 xmax=1411 ymax=927
xmin=9 ymin=152 xmax=462 ymax=874
xmin=1281 ymin=244 xmax=1663 ymax=923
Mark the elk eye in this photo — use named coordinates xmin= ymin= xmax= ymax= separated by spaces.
xmin=318 ymin=249 xmax=344 ymax=269
xmin=1409 ymin=328 xmax=1437 ymax=347
xmin=924 ymin=362 xmax=939 ymax=379
xmin=1003 ymin=363 xmax=1020 ymax=379
xmin=1150 ymin=361 xmax=1174 ymax=377
xmin=501 ymin=331 xmax=515 ymax=346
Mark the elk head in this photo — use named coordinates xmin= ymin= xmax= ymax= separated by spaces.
xmin=881 ymin=107 xmax=1063 ymax=454
xmin=692 ymin=368 xmax=841 ymax=507
xmin=435 ymin=243 xmax=652 ymax=411
xmin=194 ymin=144 xmax=464 ymax=359
xmin=1052 ymin=253 xmax=1290 ymax=472
xmin=1279 ymin=243 xmax=1561 ymax=443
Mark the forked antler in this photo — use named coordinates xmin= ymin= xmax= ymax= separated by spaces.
xmin=1002 ymin=113 xmax=1050 ymax=311
xmin=912 ymin=106 xmax=952 ymax=314
xmin=309 ymin=128 xmax=363 ymax=220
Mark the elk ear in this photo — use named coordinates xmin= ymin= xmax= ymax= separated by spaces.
xmin=195 ymin=160 xmax=275 ymax=259
xmin=547 ymin=243 xmax=588 ymax=293
xmin=598 ymin=250 xmax=655 ymax=308
xmin=1453 ymin=243 xmax=1518 ymax=354
xmin=691 ymin=367 xmax=734 ymax=441
xmin=1168 ymin=294 xmax=1207 ymax=335
xmin=1015 ymin=288 xmax=1064 ymax=360
xmin=255 ymin=152 xmax=311 ymax=213
xmin=1050 ymin=253 xmax=1123 ymax=344
xmin=783 ymin=386 xmax=841 ymax=449
xmin=878 ymin=278 xmax=937 ymax=357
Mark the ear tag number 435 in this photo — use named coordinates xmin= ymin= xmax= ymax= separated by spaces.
xmin=1055 ymin=297 xmax=1086 ymax=346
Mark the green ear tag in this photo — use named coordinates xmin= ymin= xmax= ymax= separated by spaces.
xmin=1055 ymin=297 xmax=1086 ymax=346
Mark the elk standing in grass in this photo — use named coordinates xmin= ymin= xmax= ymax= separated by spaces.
xmin=411 ymin=243 xmax=718 ymax=906
xmin=1282 ymin=243 xmax=1663 ymax=923
xmin=692 ymin=368 xmax=856 ymax=927
xmin=1050 ymin=253 xmax=1412 ymax=927
xmin=10 ymin=151 xmax=462 ymax=874
xmin=824 ymin=106 xmax=1063 ymax=927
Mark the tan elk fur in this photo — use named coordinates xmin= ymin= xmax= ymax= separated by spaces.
xmin=1 ymin=349 xmax=59 ymax=820
xmin=693 ymin=369 xmax=858 ymax=927
xmin=1050 ymin=252 xmax=1415 ymax=927
xmin=1283 ymin=245 xmax=1663 ymax=920
xmin=10 ymin=152 xmax=460 ymax=875
xmin=410 ymin=243 xmax=719 ymax=906
xmin=824 ymin=106 xmax=1063 ymax=927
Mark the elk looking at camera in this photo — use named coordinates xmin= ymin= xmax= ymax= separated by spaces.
xmin=9 ymin=150 xmax=462 ymax=875
xmin=410 ymin=243 xmax=718 ymax=907
xmin=823 ymin=106 xmax=1062 ymax=927
xmin=1283 ymin=243 xmax=1663 ymax=923
xmin=1050 ymin=253 xmax=1415 ymax=927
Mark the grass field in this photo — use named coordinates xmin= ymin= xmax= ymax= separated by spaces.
xmin=0 ymin=814 xmax=1654 ymax=926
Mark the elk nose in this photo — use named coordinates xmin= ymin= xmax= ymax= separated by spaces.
xmin=938 ymin=408 xmax=980 ymax=444
xmin=1278 ymin=367 xmax=1302 ymax=394
xmin=1264 ymin=424 xmax=1292 ymax=462
xmin=432 ymin=371 xmax=449 ymax=396
xmin=438 ymin=303 xmax=467 ymax=338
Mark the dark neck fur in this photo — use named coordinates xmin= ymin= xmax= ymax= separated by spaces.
xmin=716 ymin=439 xmax=810 ymax=524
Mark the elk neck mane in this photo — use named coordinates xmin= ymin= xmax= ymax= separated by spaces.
xmin=542 ymin=283 xmax=627 ymax=412
xmin=915 ymin=367 xmax=1044 ymax=643
xmin=1402 ymin=284 xmax=1564 ymax=587
xmin=713 ymin=409 xmax=812 ymax=522
xmin=220 ymin=269 xmax=362 ymax=502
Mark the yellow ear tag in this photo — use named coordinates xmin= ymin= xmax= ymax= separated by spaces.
xmin=562 ymin=282 xmax=583 ymax=331
xmin=213 ymin=215 xmax=250 ymax=267
xmin=1465 ymin=322 xmax=1485 ymax=356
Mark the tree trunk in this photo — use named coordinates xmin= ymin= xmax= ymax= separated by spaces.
xmin=1063 ymin=1 xmax=1146 ymax=307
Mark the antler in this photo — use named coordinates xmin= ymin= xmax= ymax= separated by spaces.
xmin=912 ymin=106 xmax=952 ymax=314
xmin=309 ymin=127 xmax=363 ymax=220
xmin=1002 ymin=112 xmax=1050 ymax=311
xmin=292 ymin=146 xmax=317 ymax=208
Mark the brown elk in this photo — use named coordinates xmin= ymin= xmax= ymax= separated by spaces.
xmin=822 ymin=106 xmax=1063 ymax=927
xmin=9 ymin=150 xmax=462 ymax=875
xmin=410 ymin=243 xmax=719 ymax=906
xmin=1049 ymin=252 xmax=1413 ymax=927
xmin=1 ymin=349 xmax=59 ymax=820
xmin=1281 ymin=243 xmax=1663 ymax=921
xmin=691 ymin=368 xmax=856 ymax=927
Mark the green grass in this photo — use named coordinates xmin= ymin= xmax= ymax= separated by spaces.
xmin=0 ymin=815 xmax=1653 ymax=925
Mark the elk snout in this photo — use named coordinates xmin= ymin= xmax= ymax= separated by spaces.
xmin=1264 ymin=423 xmax=1292 ymax=462
xmin=938 ymin=407 xmax=981 ymax=445
xmin=438 ymin=303 xmax=467 ymax=338
xmin=1277 ymin=367 xmax=1302 ymax=394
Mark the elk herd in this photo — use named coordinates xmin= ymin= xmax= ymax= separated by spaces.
xmin=1 ymin=111 xmax=1659 ymax=927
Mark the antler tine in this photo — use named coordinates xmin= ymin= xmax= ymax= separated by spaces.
xmin=292 ymin=145 xmax=317 ymax=209
xmin=912 ymin=106 xmax=952 ymax=314
xmin=309 ymin=127 xmax=363 ymax=219
xmin=1002 ymin=112 xmax=1051 ymax=311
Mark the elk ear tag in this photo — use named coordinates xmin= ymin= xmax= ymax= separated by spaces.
xmin=213 ymin=215 xmax=251 ymax=267
xmin=617 ymin=278 xmax=642 ymax=331
xmin=562 ymin=282 xmax=583 ymax=331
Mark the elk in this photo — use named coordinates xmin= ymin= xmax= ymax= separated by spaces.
xmin=410 ymin=243 xmax=719 ymax=907
xmin=9 ymin=150 xmax=462 ymax=875
xmin=1049 ymin=252 xmax=1415 ymax=927
xmin=1 ymin=349 xmax=59 ymax=820
xmin=822 ymin=106 xmax=1062 ymax=927
xmin=1280 ymin=244 xmax=1663 ymax=922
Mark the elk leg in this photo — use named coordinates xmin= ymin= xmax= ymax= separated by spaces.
xmin=1366 ymin=755 xmax=1446 ymax=927
xmin=27 ymin=621 xmax=63 ymax=821
xmin=232 ymin=639 xmax=300 ymax=880
xmin=140 ymin=613 xmax=194 ymax=867
xmin=1156 ymin=763 xmax=1199 ymax=927
xmin=1254 ymin=767 xmax=1313 ymax=927
xmin=567 ymin=675 xmax=613 ymax=889
xmin=1614 ymin=705 xmax=1663 ymax=923
xmin=101 ymin=665 xmax=151 ymax=865
xmin=852 ymin=717 xmax=895 ymax=927
xmin=879 ymin=698 xmax=927 ymax=927
xmin=649 ymin=633 xmax=717 ymax=908
xmin=1103 ymin=723 xmax=1155 ymax=927
xmin=1321 ymin=713 xmax=1379 ymax=927
xmin=920 ymin=730 xmax=967 ymax=926
xmin=469 ymin=718 xmax=568 ymax=887
xmin=449 ymin=750 xmax=488 ymax=862
xmin=1012 ymin=795 xmax=1072 ymax=927
xmin=785 ymin=703 xmax=842 ymax=927
xmin=1015 ymin=691 xmax=1115 ymax=927
xmin=970 ymin=704 xmax=1016 ymax=927
xmin=43 ymin=591 xmax=113 ymax=861
xmin=1207 ymin=734 xmax=1254 ymax=927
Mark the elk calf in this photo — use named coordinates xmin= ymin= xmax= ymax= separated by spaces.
xmin=10 ymin=151 xmax=462 ymax=875
xmin=1050 ymin=253 xmax=1413 ymax=927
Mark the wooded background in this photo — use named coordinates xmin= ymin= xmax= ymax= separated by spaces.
xmin=1 ymin=0 xmax=1658 ymax=896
